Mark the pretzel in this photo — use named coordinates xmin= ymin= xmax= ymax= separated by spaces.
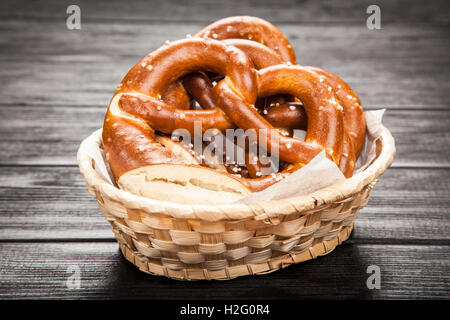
xmin=150 ymin=16 xmax=301 ymax=133
xmin=177 ymin=56 xmax=365 ymax=178
xmin=164 ymin=51 xmax=363 ymax=179
xmin=306 ymin=67 xmax=366 ymax=176
xmin=104 ymin=38 xmax=253 ymax=175
xmin=196 ymin=16 xmax=296 ymax=64
xmin=190 ymin=17 xmax=302 ymax=130
xmin=179 ymin=39 xmax=307 ymax=133
xmin=102 ymin=19 xmax=365 ymax=203
xmin=172 ymin=17 xmax=365 ymax=176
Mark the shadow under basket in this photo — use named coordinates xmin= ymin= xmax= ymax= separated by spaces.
xmin=77 ymin=127 xmax=395 ymax=281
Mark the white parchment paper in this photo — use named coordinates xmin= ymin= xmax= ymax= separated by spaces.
xmin=80 ymin=109 xmax=385 ymax=202
xmin=236 ymin=150 xmax=345 ymax=203
xmin=81 ymin=137 xmax=114 ymax=185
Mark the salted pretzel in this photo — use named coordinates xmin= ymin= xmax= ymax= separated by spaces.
xmin=102 ymin=21 xmax=365 ymax=204
xmin=178 ymin=39 xmax=307 ymax=133
xmin=160 ymin=17 xmax=300 ymax=127
xmin=189 ymin=16 xmax=302 ymax=130
xmin=176 ymin=61 xmax=366 ymax=178
xmin=196 ymin=16 xmax=296 ymax=64
xmin=169 ymin=17 xmax=365 ymax=177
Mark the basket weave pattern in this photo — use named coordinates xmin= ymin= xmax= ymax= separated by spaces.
xmin=96 ymin=186 xmax=369 ymax=280
xmin=78 ymin=128 xmax=395 ymax=280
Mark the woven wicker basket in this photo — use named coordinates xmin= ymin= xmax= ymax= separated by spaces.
xmin=77 ymin=126 xmax=395 ymax=280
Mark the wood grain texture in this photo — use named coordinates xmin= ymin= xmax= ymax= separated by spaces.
xmin=1 ymin=0 xmax=448 ymax=25
xmin=0 ymin=21 xmax=449 ymax=108
xmin=0 ymin=242 xmax=448 ymax=299
xmin=0 ymin=166 xmax=449 ymax=242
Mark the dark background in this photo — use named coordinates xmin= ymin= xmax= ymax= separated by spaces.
xmin=0 ymin=0 xmax=449 ymax=299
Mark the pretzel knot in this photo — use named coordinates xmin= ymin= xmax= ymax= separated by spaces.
xmin=102 ymin=17 xmax=366 ymax=203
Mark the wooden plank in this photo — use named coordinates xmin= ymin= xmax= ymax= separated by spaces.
xmin=1 ymin=0 xmax=448 ymax=25
xmin=0 ymin=20 xmax=449 ymax=108
xmin=1 ymin=107 xmax=448 ymax=167
xmin=0 ymin=166 xmax=449 ymax=242
xmin=353 ymin=167 xmax=450 ymax=243
xmin=0 ymin=166 xmax=113 ymax=240
xmin=0 ymin=106 xmax=101 ymax=166
xmin=0 ymin=241 xmax=448 ymax=299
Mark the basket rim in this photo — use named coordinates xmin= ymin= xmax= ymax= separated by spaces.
xmin=77 ymin=126 xmax=395 ymax=221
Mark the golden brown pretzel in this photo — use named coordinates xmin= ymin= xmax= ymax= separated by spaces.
xmin=258 ymin=64 xmax=366 ymax=177
xmin=306 ymin=67 xmax=366 ymax=176
xmin=115 ymin=68 xmax=345 ymax=191
xmin=212 ymin=64 xmax=344 ymax=165
xmin=196 ymin=16 xmax=296 ymax=64
xmin=191 ymin=17 xmax=301 ymax=128
xmin=148 ymin=17 xmax=302 ymax=140
xmin=161 ymin=81 xmax=191 ymax=110
xmin=180 ymin=39 xmax=307 ymax=132
xmin=178 ymin=65 xmax=365 ymax=178
xmin=260 ymin=63 xmax=366 ymax=177
xmin=104 ymin=37 xmax=351 ymax=193
xmin=174 ymin=30 xmax=365 ymax=177
xmin=156 ymin=16 xmax=300 ymax=131
xmin=103 ymin=38 xmax=256 ymax=180
xmin=103 ymin=17 xmax=366 ymax=200
xmin=210 ymin=64 xmax=346 ymax=190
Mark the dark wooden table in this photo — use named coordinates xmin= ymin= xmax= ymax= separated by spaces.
xmin=0 ymin=0 xmax=449 ymax=300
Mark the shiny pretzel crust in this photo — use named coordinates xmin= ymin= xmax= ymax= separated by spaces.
xmin=102 ymin=17 xmax=366 ymax=202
